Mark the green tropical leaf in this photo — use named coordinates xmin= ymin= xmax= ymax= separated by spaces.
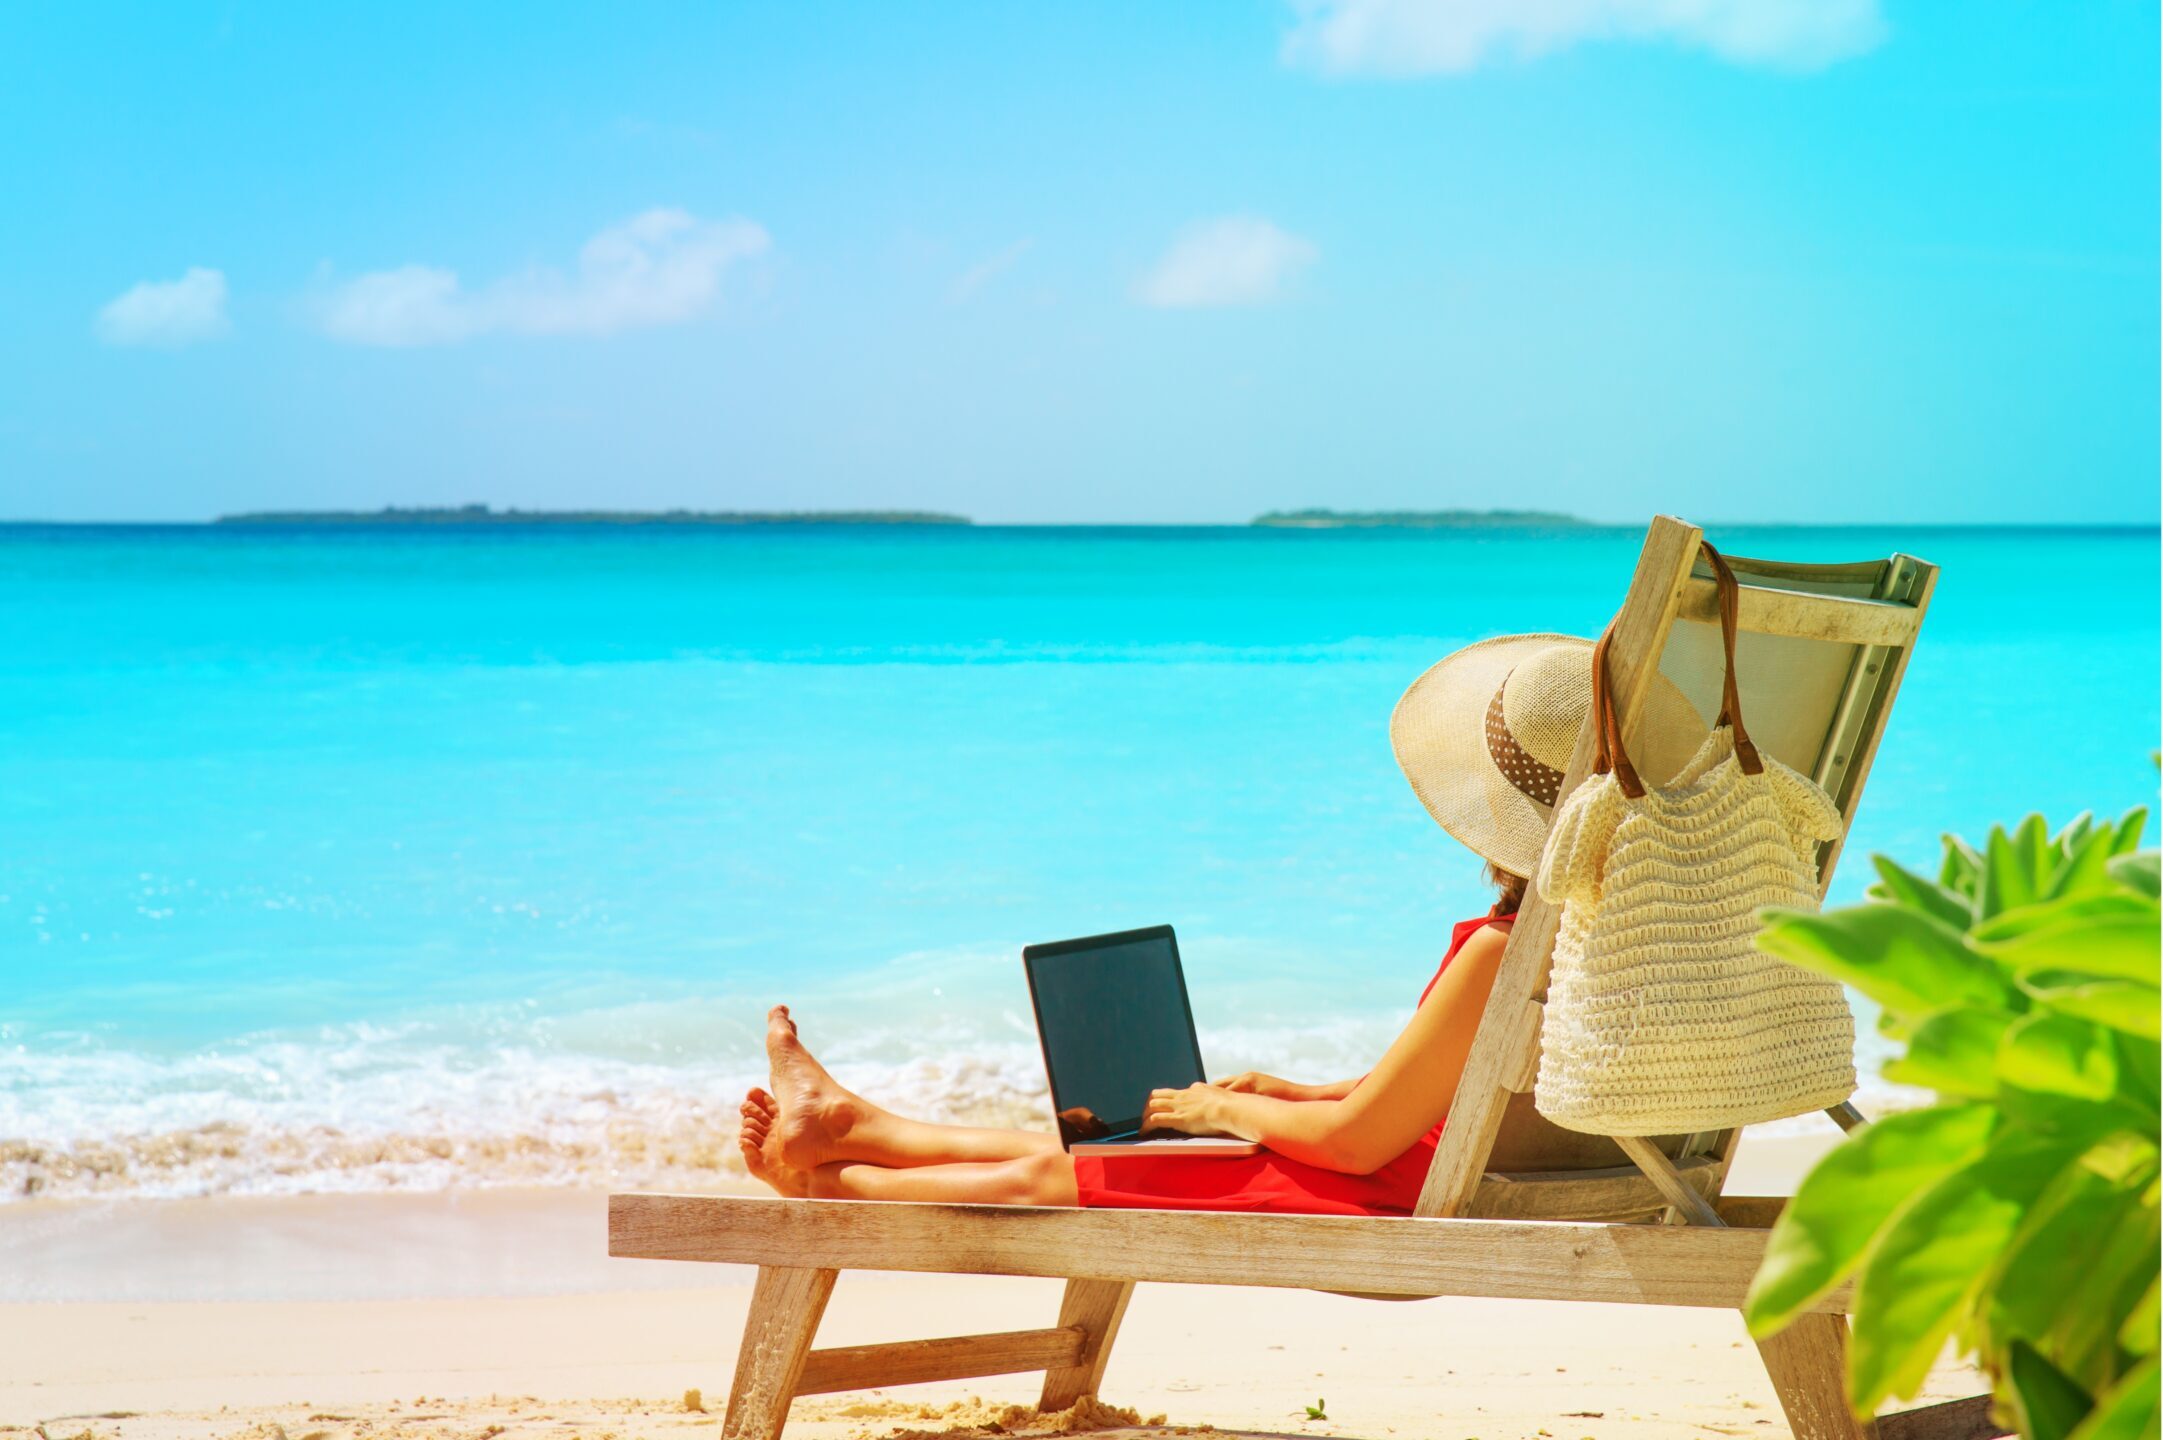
xmin=2020 ymin=973 xmax=2163 ymax=1041
xmin=2121 ymin=1278 xmax=2159 ymax=1356
xmin=1988 ymin=1144 xmax=2161 ymax=1395
xmin=2080 ymin=1132 xmax=2163 ymax=1185
xmin=2120 ymin=1038 xmax=2163 ymax=1124
xmin=1883 ymin=1008 xmax=2016 ymax=1099
xmin=2065 ymin=1356 xmax=2158 ymax=1440
xmin=1871 ymin=854 xmax=1977 ymax=930
xmin=2052 ymin=825 xmax=2138 ymax=902
xmin=1941 ymin=833 xmax=1984 ymax=896
xmin=1974 ymin=892 xmax=2161 ymax=944
xmin=2000 ymin=1013 xmax=2121 ymax=1101
xmin=1848 ymin=1132 xmax=2083 ymax=1411
xmin=1995 ymin=1089 xmax=2154 ymax=1145
xmin=2008 ymin=1339 xmax=2098 ymax=1440
xmin=1751 ymin=813 xmax=2159 ymax=1430
xmin=1973 ymin=896 xmax=2162 ymax=984
xmin=1981 ymin=815 xmax=2056 ymax=920
xmin=1744 ymin=1104 xmax=1997 ymax=1337
xmin=2061 ymin=1208 xmax=2158 ymax=1390
xmin=1758 ymin=904 xmax=2019 ymax=1024
xmin=2109 ymin=852 xmax=2161 ymax=900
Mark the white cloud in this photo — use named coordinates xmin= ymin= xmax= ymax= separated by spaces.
xmin=1283 ymin=0 xmax=1886 ymax=75
xmin=314 ymin=208 xmax=770 ymax=347
xmin=948 ymin=238 xmax=1035 ymax=303
xmin=95 ymin=268 xmax=230 ymax=348
xmin=1136 ymin=217 xmax=1318 ymax=309
xmin=315 ymin=266 xmax=471 ymax=347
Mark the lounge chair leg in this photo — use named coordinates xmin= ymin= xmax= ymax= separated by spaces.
xmin=1755 ymin=1313 xmax=1873 ymax=1440
xmin=1037 ymin=1278 xmax=1134 ymax=1412
xmin=723 ymin=1264 xmax=839 ymax=1440
xmin=1827 ymin=1101 xmax=1869 ymax=1133
xmin=1616 ymin=1135 xmax=1725 ymax=1228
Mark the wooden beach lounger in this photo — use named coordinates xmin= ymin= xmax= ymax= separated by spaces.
xmin=611 ymin=515 xmax=1987 ymax=1440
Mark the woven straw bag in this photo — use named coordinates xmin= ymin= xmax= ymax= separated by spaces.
xmin=1532 ymin=543 xmax=1857 ymax=1136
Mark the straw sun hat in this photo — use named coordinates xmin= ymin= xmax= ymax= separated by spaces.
xmin=1390 ymin=634 xmax=1707 ymax=880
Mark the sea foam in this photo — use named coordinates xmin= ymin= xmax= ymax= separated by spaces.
xmin=0 ymin=999 xmax=1911 ymax=1200
xmin=1 ymin=1021 xmax=1057 ymax=1200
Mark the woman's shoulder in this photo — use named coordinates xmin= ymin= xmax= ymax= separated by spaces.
xmin=1452 ymin=911 xmax=1516 ymax=942
xmin=1418 ymin=914 xmax=1515 ymax=1006
xmin=1446 ymin=913 xmax=1514 ymax=964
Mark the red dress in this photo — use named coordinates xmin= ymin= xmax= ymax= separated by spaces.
xmin=1073 ymin=913 xmax=1515 ymax=1217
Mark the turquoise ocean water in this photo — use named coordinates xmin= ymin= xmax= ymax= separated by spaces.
xmin=2 ymin=524 xmax=2156 ymax=1198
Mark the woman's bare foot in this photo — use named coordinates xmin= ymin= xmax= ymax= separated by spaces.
xmin=738 ymin=1087 xmax=777 ymax=1157
xmin=766 ymin=1005 xmax=869 ymax=1170
xmin=737 ymin=1087 xmax=810 ymax=1197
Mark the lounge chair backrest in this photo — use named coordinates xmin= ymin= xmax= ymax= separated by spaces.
xmin=1664 ymin=547 xmax=1933 ymax=885
xmin=1416 ymin=517 xmax=1938 ymax=1221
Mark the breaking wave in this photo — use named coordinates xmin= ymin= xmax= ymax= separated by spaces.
xmin=0 ymin=1026 xmax=1059 ymax=1201
xmin=1 ymin=966 xmax=1904 ymax=1201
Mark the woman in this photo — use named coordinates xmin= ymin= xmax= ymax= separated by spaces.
xmin=738 ymin=632 xmax=1702 ymax=1216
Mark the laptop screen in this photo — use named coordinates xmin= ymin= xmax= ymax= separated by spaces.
xmin=1023 ymin=926 xmax=1207 ymax=1146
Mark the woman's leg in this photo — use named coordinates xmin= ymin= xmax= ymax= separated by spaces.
xmin=814 ymin=1151 xmax=1079 ymax=1205
xmin=752 ymin=1006 xmax=1058 ymax=1170
xmin=739 ymin=1109 xmax=1078 ymax=1206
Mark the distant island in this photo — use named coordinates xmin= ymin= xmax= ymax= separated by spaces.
xmin=214 ymin=505 xmax=972 ymax=527
xmin=1251 ymin=508 xmax=1591 ymax=529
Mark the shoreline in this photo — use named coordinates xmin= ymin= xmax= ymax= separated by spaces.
xmin=2 ymin=1095 xmax=1880 ymax=1210
xmin=0 ymin=1119 xmax=1849 ymax=1306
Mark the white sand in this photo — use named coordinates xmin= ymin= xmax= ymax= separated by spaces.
xmin=0 ymin=1119 xmax=1986 ymax=1440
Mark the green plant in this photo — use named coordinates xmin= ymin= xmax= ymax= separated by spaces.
xmin=1743 ymin=808 xmax=2159 ymax=1440
xmin=1305 ymin=1398 xmax=1328 ymax=1420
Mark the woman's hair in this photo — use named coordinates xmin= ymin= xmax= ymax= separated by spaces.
xmin=1486 ymin=861 xmax=1528 ymax=917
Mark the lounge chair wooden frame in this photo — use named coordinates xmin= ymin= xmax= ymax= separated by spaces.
xmin=611 ymin=516 xmax=1987 ymax=1440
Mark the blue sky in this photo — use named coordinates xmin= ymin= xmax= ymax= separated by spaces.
xmin=1 ymin=2 xmax=2155 ymax=524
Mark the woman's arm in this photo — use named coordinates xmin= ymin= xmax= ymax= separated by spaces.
xmin=1212 ymin=1072 xmax=1363 ymax=1102
xmin=1143 ymin=924 xmax=1512 ymax=1173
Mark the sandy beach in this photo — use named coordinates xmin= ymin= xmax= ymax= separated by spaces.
xmin=1 ymin=1122 xmax=1988 ymax=1440
xmin=9 ymin=4 xmax=2152 ymax=1435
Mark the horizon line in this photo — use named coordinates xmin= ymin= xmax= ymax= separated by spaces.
xmin=1 ymin=517 xmax=2156 ymax=532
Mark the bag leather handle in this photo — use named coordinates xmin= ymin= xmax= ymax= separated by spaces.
xmin=1699 ymin=542 xmax=1764 ymax=773
xmin=1591 ymin=540 xmax=1763 ymax=800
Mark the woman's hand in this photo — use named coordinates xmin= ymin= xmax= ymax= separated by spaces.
xmin=1212 ymin=1070 xmax=1297 ymax=1099
xmin=1141 ymin=1083 xmax=1234 ymax=1137
xmin=1213 ymin=1072 xmax=1363 ymax=1103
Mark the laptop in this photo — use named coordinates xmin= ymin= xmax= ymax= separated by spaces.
xmin=1022 ymin=924 xmax=1261 ymax=1157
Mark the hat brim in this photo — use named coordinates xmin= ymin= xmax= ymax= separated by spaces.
xmin=1389 ymin=633 xmax=1708 ymax=879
